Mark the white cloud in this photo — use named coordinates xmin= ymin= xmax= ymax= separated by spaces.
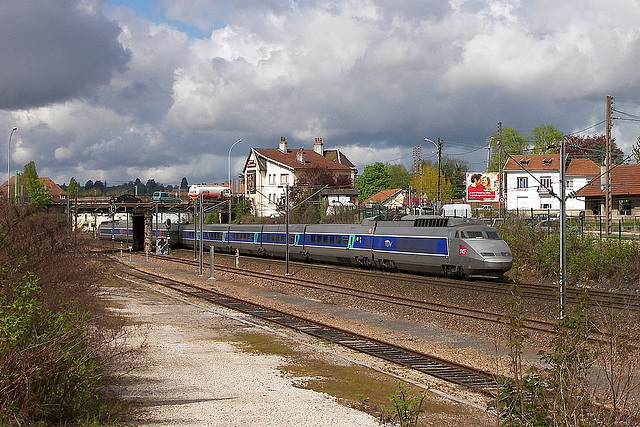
xmin=4 ymin=0 xmax=640 ymax=187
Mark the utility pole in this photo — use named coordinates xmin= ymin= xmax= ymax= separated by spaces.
xmin=605 ymin=95 xmax=613 ymax=236
xmin=285 ymin=183 xmax=290 ymax=276
xmin=436 ymin=138 xmax=442 ymax=212
xmin=559 ymin=136 xmax=567 ymax=319
xmin=498 ymin=122 xmax=503 ymax=216
xmin=413 ymin=145 xmax=422 ymax=206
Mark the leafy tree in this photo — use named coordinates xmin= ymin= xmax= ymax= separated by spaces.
xmin=234 ymin=199 xmax=253 ymax=223
xmin=66 ymin=177 xmax=79 ymax=198
xmin=180 ymin=177 xmax=189 ymax=189
xmin=355 ymin=162 xmax=391 ymax=202
xmin=425 ymin=156 xmax=468 ymax=200
xmin=410 ymin=163 xmax=453 ymax=204
xmin=23 ymin=161 xmax=37 ymax=181
xmin=84 ymin=180 xmax=94 ymax=190
xmin=529 ymin=125 xmax=564 ymax=154
xmin=633 ymin=135 xmax=640 ymax=164
xmin=23 ymin=161 xmax=51 ymax=209
xmin=565 ymin=134 xmax=624 ymax=165
xmin=488 ymin=127 xmax=527 ymax=172
xmin=387 ymin=164 xmax=410 ymax=190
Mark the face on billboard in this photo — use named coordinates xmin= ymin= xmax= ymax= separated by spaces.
xmin=466 ymin=172 xmax=498 ymax=202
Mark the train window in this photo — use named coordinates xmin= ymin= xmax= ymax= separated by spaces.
xmin=342 ymin=236 xmax=348 ymax=245
xmin=310 ymin=235 xmax=316 ymax=243
xmin=329 ymin=236 xmax=335 ymax=244
xmin=466 ymin=231 xmax=483 ymax=239
xmin=289 ymin=235 xmax=295 ymax=244
xmin=455 ymin=231 xmax=459 ymax=238
xmin=322 ymin=236 xmax=328 ymax=244
xmin=486 ymin=230 xmax=500 ymax=239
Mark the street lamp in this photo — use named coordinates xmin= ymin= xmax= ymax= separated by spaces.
xmin=228 ymin=139 xmax=242 ymax=224
xmin=424 ymin=137 xmax=442 ymax=212
xmin=7 ymin=127 xmax=17 ymax=202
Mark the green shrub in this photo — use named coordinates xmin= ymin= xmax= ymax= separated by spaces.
xmin=0 ymin=204 xmax=123 ymax=425
xmin=498 ymin=220 xmax=640 ymax=285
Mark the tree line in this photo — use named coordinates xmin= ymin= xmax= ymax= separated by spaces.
xmin=62 ymin=176 xmax=190 ymax=198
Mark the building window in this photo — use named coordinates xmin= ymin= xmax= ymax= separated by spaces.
xmin=540 ymin=176 xmax=552 ymax=189
xmin=619 ymin=199 xmax=631 ymax=216
xmin=280 ymin=174 xmax=289 ymax=185
xmin=269 ymin=174 xmax=276 ymax=184
xmin=541 ymin=203 xmax=552 ymax=209
xmin=566 ymin=179 xmax=573 ymax=190
xmin=517 ymin=177 xmax=528 ymax=189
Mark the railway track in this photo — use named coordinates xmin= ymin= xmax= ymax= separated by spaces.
xmin=188 ymin=248 xmax=640 ymax=314
xmin=115 ymin=261 xmax=502 ymax=397
xmin=132 ymin=249 xmax=640 ymax=348
xmin=156 ymin=251 xmax=559 ymax=335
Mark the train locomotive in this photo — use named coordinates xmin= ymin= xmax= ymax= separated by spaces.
xmin=99 ymin=215 xmax=512 ymax=279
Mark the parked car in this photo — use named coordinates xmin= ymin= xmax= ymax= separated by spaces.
xmin=110 ymin=194 xmax=142 ymax=203
xmin=152 ymin=191 xmax=181 ymax=203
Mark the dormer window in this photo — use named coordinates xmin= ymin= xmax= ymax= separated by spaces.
xmin=519 ymin=158 xmax=530 ymax=165
xmin=542 ymin=158 xmax=553 ymax=166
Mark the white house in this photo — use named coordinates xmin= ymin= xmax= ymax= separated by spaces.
xmin=504 ymin=154 xmax=599 ymax=215
xmin=243 ymin=137 xmax=357 ymax=217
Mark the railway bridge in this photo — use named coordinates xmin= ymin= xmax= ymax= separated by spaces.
xmin=70 ymin=198 xmax=230 ymax=252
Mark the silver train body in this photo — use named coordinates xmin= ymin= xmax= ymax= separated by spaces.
xmin=99 ymin=216 xmax=512 ymax=279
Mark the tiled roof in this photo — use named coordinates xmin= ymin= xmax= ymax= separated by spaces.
xmin=505 ymin=154 xmax=599 ymax=176
xmin=505 ymin=154 xmax=560 ymax=171
xmin=253 ymin=148 xmax=354 ymax=171
xmin=362 ymin=188 xmax=403 ymax=205
xmin=576 ymin=163 xmax=640 ymax=197
xmin=565 ymin=158 xmax=600 ymax=175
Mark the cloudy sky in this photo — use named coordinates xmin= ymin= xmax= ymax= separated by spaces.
xmin=2 ymin=0 xmax=640 ymax=188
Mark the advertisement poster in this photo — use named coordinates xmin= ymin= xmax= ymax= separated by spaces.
xmin=246 ymin=170 xmax=256 ymax=193
xmin=466 ymin=172 xmax=499 ymax=202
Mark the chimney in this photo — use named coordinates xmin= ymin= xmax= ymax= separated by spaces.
xmin=296 ymin=148 xmax=306 ymax=164
xmin=313 ymin=137 xmax=324 ymax=155
xmin=278 ymin=136 xmax=287 ymax=153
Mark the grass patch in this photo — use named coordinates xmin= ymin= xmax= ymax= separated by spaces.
xmin=228 ymin=332 xmax=487 ymax=424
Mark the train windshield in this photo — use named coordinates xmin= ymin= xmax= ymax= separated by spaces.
xmin=465 ymin=231 xmax=484 ymax=239
xmin=485 ymin=230 xmax=500 ymax=239
xmin=461 ymin=230 xmax=501 ymax=239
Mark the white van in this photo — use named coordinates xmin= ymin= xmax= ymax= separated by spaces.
xmin=152 ymin=191 xmax=180 ymax=203
xmin=440 ymin=203 xmax=471 ymax=218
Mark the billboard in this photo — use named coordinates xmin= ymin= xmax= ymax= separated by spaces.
xmin=466 ymin=172 xmax=499 ymax=202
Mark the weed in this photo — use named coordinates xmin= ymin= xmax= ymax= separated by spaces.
xmin=379 ymin=381 xmax=429 ymax=427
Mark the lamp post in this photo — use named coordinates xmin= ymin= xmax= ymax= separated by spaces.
xmin=424 ymin=137 xmax=442 ymax=212
xmin=228 ymin=139 xmax=242 ymax=224
xmin=7 ymin=127 xmax=17 ymax=202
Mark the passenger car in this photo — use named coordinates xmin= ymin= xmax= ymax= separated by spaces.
xmin=110 ymin=194 xmax=142 ymax=203
xmin=152 ymin=191 xmax=181 ymax=203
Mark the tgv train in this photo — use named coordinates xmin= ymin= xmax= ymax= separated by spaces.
xmin=98 ymin=215 xmax=512 ymax=279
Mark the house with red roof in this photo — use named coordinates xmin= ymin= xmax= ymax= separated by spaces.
xmin=361 ymin=188 xmax=406 ymax=207
xmin=243 ymin=137 xmax=357 ymax=217
xmin=503 ymin=154 xmax=600 ymax=215
xmin=575 ymin=163 xmax=640 ymax=218
xmin=1 ymin=175 xmax=67 ymax=203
